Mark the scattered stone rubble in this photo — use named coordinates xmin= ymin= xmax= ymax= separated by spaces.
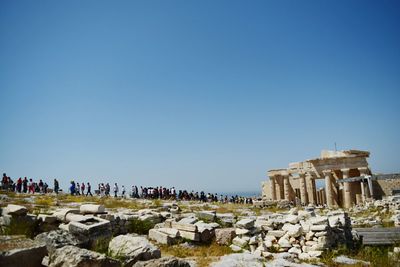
xmin=349 ymin=197 xmax=400 ymax=227
xmin=227 ymin=207 xmax=353 ymax=262
xmin=2 ymin=196 xmax=398 ymax=266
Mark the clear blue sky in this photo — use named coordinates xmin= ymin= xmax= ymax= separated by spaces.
xmin=1 ymin=0 xmax=399 ymax=193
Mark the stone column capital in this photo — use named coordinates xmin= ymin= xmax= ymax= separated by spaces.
xmin=322 ymin=170 xmax=332 ymax=176
xmin=341 ymin=168 xmax=350 ymax=173
xmin=306 ymin=172 xmax=315 ymax=179
xmin=358 ymin=167 xmax=369 ymax=176
xmin=341 ymin=168 xmax=350 ymax=178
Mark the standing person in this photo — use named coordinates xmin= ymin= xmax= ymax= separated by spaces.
xmin=81 ymin=182 xmax=85 ymax=195
xmin=1 ymin=173 xmax=7 ymax=190
xmin=86 ymin=182 xmax=93 ymax=196
xmin=29 ymin=179 xmax=35 ymax=194
xmin=76 ymin=183 xmax=80 ymax=195
xmin=54 ymin=179 xmax=59 ymax=194
xmin=121 ymin=185 xmax=126 ymax=198
xmin=23 ymin=177 xmax=28 ymax=193
xmin=70 ymin=181 xmax=76 ymax=196
xmin=131 ymin=185 xmax=135 ymax=198
xmin=16 ymin=178 xmax=22 ymax=193
xmin=38 ymin=179 xmax=44 ymax=193
xmin=113 ymin=183 xmax=118 ymax=198
xmin=100 ymin=183 xmax=105 ymax=197
xmin=105 ymin=183 xmax=110 ymax=196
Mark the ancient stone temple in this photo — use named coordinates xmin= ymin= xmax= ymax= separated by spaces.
xmin=262 ymin=149 xmax=392 ymax=208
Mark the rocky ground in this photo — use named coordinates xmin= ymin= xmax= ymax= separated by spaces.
xmin=1 ymin=192 xmax=400 ymax=267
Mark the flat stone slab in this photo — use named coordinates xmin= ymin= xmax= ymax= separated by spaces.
xmin=211 ymin=253 xmax=264 ymax=267
xmin=3 ymin=204 xmax=28 ymax=216
xmin=149 ymin=229 xmax=177 ymax=245
xmin=236 ymin=218 xmax=255 ymax=229
xmin=196 ymin=211 xmax=216 ymax=222
xmin=108 ymin=234 xmax=160 ymax=266
xmin=0 ymin=235 xmax=47 ymax=267
xmin=49 ymin=245 xmax=120 ymax=267
xmin=34 ymin=230 xmax=82 ymax=255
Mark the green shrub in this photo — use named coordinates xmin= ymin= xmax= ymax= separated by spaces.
xmin=0 ymin=217 xmax=38 ymax=238
xmin=127 ymin=218 xmax=154 ymax=235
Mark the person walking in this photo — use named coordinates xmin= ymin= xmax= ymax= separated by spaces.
xmin=81 ymin=182 xmax=85 ymax=195
xmin=29 ymin=179 xmax=35 ymax=194
xmin=54 ymin=179 xmax=59 ymax=194
xmin=23 ymin=177 xmax=28 ymax=193
xmin=76 ymin=183 xmax=80 ymax=195
xmin=105 ymin=183 xmax=110 ymax=196
xmin=70 ymin=181 xmax=76 ymax=196
xmin=86 ymin=182 xmax=93 ymax=196
xmin=121 ymin=185 xmax=126 ymax=198
xmin=113 ymin=183 xmax=118 ymax=198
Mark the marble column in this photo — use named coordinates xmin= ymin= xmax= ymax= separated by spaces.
xmin=359 ymin=167 xmax=371 ymax=200
xmin=306 ymin=173 xmax=316 ymax=205
xmin=341 ymin=168 xmax=351 ymax=209
xmin=360 ymin=181 xmax=365 ymax=203
xmin=275 ymin=176 xmax=282 ymax=200
xmin=270 ymin=176 xmax=277 ymax=200
xmin=283 ymin=175 xmax=290 ymax=201
xmin=323 ymin=170 xmax=333 ymax=208
xmin=299 ymin=173 xmax=308 ymax=205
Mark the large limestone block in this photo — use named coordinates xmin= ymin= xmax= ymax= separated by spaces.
xmin=216 ymin=213 xmax=236 ymax=226
xmin=108 ymin=234 xmax=161 ymax=266
xmin=328 ymin=214 xmax=348 ymax=228
xmin=215 ymin=228 xmax=236 ymax=245
xmin=69 ymin=217 xmax=111 ymax=239
xmin=211 ymin=253 xmax=264 ymax=267
xmin=80 ymin=204 xmax=105 ymax=214
xmin=232 ymin=236 xmax=248 ymax=248
xmin=37 ymin=214 xmax=57 ymax=223
xmin=235 ymin=218 xmax=255 ymax=229
xmin=148 ymin=229 xmax=176 ymax=245
xmin=309 ymin=216 xmax=328 ymax=225
xmin=278 ymin=236 xmax=292 ymax=248
xmin=132 ymin=256 xmax=192 ymax=267
xmin=34 ymin=230 xmax=82 ymax=255
xmin=3 ymin=204 xmax=28 ymax=216
xmin=171 ymin=222 xmax=198 ymax=232
xmin=310 ymin=225 xmax=328 ymax=232
xmin=284 ymin=215 xmax=299 ymax=224
xmin=0 ymin=235 xmax=47 ymax=267
xmin=267 ymin=230 xmax=286 ymax=238
xmin=49 ymin=245 xmax=120 ymax=267
xmin=178 ymin=217 xmax=198 ymax=224
xmin=179 ymin=230 xmax=201 ymax=242
xmin=196 ymin=211 xmax=216 ymax=222
xmin=235 ymin=228 xmax=250 ymax=235
xmin=282 ymin=223 xmax=303 ymax=238
xmin=158 ymin=227 xmax=180 ymax=238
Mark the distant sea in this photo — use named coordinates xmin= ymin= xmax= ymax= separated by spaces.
xmin=217 ymin=191 xmax=261 ymax=198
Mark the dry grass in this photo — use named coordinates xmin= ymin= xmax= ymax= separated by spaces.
xmin=34 ymin=196 xmax=55 ymax=206
xmin=159 ymin=242 xmax=232 ymax=267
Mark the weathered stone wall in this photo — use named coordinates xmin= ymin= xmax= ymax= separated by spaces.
xmin=374 ymin=179 xmax=400 ymax=198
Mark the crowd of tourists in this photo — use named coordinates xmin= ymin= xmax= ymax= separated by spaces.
xmin=1 ymin=173 xmax=253 ymax=204
xmin=1 ymin=173 xmax=55 ymax=194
